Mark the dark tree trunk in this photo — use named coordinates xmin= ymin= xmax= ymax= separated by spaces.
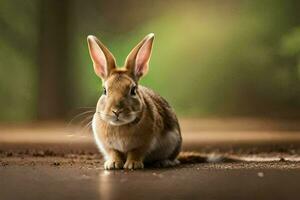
xmin=37 ymin=0 xmax=70 ymax=120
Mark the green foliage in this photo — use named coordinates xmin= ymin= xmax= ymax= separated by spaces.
xmin=0 ymin=0 xmax=38 ymax=121
xmin=73 ymin=2 xmax=298 ymax=117
xmin=1 ymin=0 xmax=300 ymax=121
xmin=280 ymin=27 xmax=300 ymax=56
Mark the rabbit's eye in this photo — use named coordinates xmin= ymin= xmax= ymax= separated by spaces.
xmin=103 ymin=87 xmax=107 ymax=95
xmin=130 ymin=86 xmax=137 ymax=96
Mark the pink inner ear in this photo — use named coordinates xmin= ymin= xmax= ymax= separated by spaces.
xmin=135 ymin=40 xmax=152 ymax=77
xmin=88 ymin=37 xmax=107 ymax=78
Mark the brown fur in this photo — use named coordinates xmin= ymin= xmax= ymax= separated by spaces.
xmin=88 ymin=34 xmax=182 ymax=170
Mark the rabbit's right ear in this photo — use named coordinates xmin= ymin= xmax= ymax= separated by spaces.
xmin=125 ymin=33 xmax=154 ymax=81
xmin=87 ymin=35 xmax=116 ymax=79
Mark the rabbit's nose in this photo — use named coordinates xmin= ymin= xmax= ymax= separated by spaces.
xmin=112 ymin=109 xmax=122 ymax=117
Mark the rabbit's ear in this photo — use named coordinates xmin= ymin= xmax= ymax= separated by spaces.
xmin=87 ymin=35 xmax=116 ymax=79
xmin=125 ymin=33 xmax=154 ymax=80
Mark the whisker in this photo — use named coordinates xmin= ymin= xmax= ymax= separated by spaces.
xmin=97 ymin=112 xmax=112 ymax=118
xmin=75 ymin=107 xmax=96 ymax=109
xmin=82 ymin=120 xmax=94 ymax=134
xmin=67 ymin=110 xmax=95 ymax=128
xmin=79 ymin=114 xmax=94 ymax=126
xmin=80 ymin=117 xmax=94 ymax=133
xmin=127 ymin=111 xmax=142 ymax=115
xmin=97 ymin=111 xmax=142 ymax=118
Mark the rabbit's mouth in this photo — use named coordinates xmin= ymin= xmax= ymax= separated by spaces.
xmin=97 ymin=111 xmax=138 ymax=126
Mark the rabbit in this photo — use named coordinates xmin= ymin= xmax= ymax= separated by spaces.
xmin=87 ymin=33 xmax=243 ymax=170
xmin=87 ymin=33 xmax=182 ymax=170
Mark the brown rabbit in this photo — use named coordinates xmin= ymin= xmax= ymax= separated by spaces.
xmin=87 ymin=33 xmax=182 ymax=170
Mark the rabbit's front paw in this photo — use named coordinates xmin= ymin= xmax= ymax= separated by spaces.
xmin=104 ymin=160 xmax=124 ymax=170
xmin=124 ymin=160 xmax=144 ymax=170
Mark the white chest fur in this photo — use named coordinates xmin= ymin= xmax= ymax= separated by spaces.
xmin=92 ymin=116 xmax=140 ymax=159
xmin=92 ymin=117 xmax=109 ymax=160
xmin=92 ymin=115 xmax=181 ymax=162
xmin=106 ymin=133 xmax=133 ymax=153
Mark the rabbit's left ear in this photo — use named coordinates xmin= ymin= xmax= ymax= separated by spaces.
xmin=125 ymin=33 xmax=154 ymax=80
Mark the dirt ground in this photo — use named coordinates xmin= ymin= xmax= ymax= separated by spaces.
xmin=1 ymin=155 xmax=300 ymax=200
xmin=1 ymin=118 xmax=300 ymax=199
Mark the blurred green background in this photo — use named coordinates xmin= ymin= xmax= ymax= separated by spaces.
xmin=0 ymin=0 xmax=299 ymax=122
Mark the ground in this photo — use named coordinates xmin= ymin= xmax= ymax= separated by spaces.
xmin=1 ymin=118 xmax=300 ymax=200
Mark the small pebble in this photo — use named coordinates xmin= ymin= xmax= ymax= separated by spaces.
xmin=0 ymin=162 xmax=8 ymax=166
xmin=279 ymin=157 xmax=286 ymax=162
xmin=257 ymin=172 xmax=264 ymax=178
xmin=6 ymin=152 xmax=13 ymax=157
xmin=53 ymin=161 xmax=61 ymax=166
xmin=33 ymin=150 xmax=45 ymax=157
xmin=152 ymin=172 xmax=163 ymax=178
